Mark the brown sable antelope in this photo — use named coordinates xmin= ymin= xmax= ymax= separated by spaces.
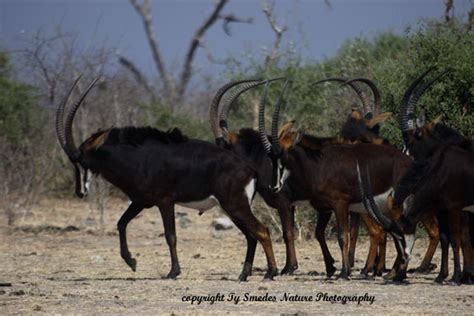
xmin=210 ymin=77 xmax=394 ymax=277
xmin=56 ymin=76 xmax=279 ymax=281
xmin=257 ymin=81 xmax=415 ymax=279
xmin=383 ymin=67 xmax=474 ymax=284
xmin=312 ymin=77 xmax=396 ymax=276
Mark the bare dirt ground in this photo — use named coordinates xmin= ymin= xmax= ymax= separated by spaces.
xmin=1 ymin=198 xmax=472 ymax=314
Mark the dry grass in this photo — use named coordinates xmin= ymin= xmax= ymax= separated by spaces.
xmin=1 ymin=198 xmax=472 ymax=314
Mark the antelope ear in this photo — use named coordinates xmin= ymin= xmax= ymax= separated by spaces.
xmin=350 ymin=109 xmax=362 ymax=120
xmin=228 ymin=132 xmax=239 ymax=145
xmin=86 ymin=129 xmax=110 ymax=151
xmin=364 ymin=112 xmax=373 ymax=120
xmin=431 ymin=114 xmax=443 ymax=125
xmin=279 ymin=131 xmax=300 ymax=152
xmin=278 ymin=120 xmax=296 ymax=139
xmin=366 ymin=111 xmax=393 ymax=128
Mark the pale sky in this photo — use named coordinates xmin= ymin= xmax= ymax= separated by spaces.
xmin=1 ymin=0 xmax=472 ymax=78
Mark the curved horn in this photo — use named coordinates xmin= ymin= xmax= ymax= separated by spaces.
xmin=399 ymin=67 xmax=435 ymax=139
xmin=218 ymin=77 xmax=286 ymax=131
xmin=356 ymin=162 xmax=395 ymax=230
xmin=406 ymin=70 xmax=448 ymax=120
xmin=56 ymin=75 xmax=82 ymax=154
xmin=343 ymin=78 xmax=382 ymax=115
xmin=64 ymin=77 xmax=100 ymax=161
xmin=258 ymin=80 xmax=272 ymax=154
xmin=312 ymin=77 xmax=370 ymax=114
xmin=271 ymin=80 xmax=290 ymax=155
xmin=209 ymin=79 xmax=262 ymax=141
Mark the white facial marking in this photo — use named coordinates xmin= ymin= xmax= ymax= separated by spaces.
xmin=271 ymin=159 xmax=290 ymax=193
xmin=402 ymin=146 xmax=410 ymax=156
xmin=84 ymin=172 xmax=92 ymax=193
xmin=278 ymin=168 xmax=290 ymax=191
xmin=402 ymin=194 xmax=415 ymax=215
xmin=404 ymin=234 xmax=415 ymax=261
xmin=80 ymin=169 xmax=92 ymax=197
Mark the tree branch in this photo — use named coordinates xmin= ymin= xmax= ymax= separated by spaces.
xmin=444 ymin=0 xmax=453 ymax=23
xmin=130 ymin=0 xmax=172 ymax=95
xmin=262 ymin=1 xmax=288 ymax=72
xmin=118 ymin=55 xmax=156 ymax=101
xmin=177 ymin=0 xmax=229 ymax=98
xmin=220 ymin=13 xmax=253 ymax=36
xmin=198 ymin=40 xmax=227 ymax=65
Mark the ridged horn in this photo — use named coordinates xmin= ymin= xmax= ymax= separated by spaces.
xmin=356 ymin=162 xmax=395 ymax=230
xmin=399 ymin=67 xmax=435 ymax=137
xmin=64 ymin=77 xmax=100 ymax=161
xmin=313 ymin=77 xmax=370 ymax=114
xmin=258 ymin=80 xmax=272 ymax=154
xmin=56 ymin=75 xmax=82 ymax=156
xmin=218 ymin=77 xmax=287 ymax=132
xmin=406 ymin=70 xmax=448 ymax=121
xmin=343 ymin=78 xmax=382 ymax=115
xmin=271 ymin=80 xmax=290 ymax=155
xmin=209 ymin=79 xmax=262 ymax=141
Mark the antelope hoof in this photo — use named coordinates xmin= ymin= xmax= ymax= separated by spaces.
xmin=359 ymin=270 xmax=373 ymax=280
xmin=326 ymin=265 xmax=337 ymax=278
xmin=263 ymin=268 xmax=278 ymax=281
xmin=449 ymin=274 xmax=462 ymax=285
xmin=165 ymin=268 xmax=181 ymax=279
xmin=410 ymin=263 xmax=437 ymax=274
xmin=461 ymin=273 xmax=473 ymax=285
xmin=123 ymin=255 xmax=137 ymax=272
xmin=387 ymin=278 xmax=409 ymax=285
xmin=434 ymin=273 xmax=447 ymax=284
xmin=239 ymin=263 xmax=252 ymax=282
xmin=374 ymin=266 xmax=388 ymax=276
xmin=239 ymin=272 xmax=249 ymax=282
xmin=337 ymin=271 xmax=351 ymax=280
xmin=383 ymin=269 xmax=396 ymax=280
xmin=281 ymin=264 xmax=298 ymax=275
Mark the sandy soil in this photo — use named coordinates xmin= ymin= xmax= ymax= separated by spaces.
xmin=1 ymin=198 xmax=472 ymax=314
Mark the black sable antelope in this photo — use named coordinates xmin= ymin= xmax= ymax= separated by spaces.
xmin=55 ymin=76 xmax=279 ymax=281
xmin=255 ymin=81 xmax=416 ymax=279
xmin=209 ymin=77 xmax=394 ymax=277
xmin=358 ymin=142 xmax=474 ymax=284
xmin=378 ymin=68 xmax=474 ymax=284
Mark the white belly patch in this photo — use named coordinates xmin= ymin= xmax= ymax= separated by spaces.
xmin=349 ymin=188 xmax=393 ymax=214
xmin=245 ymin=178 xmax=256 ymax=206
xmin=177 ymin=196 xmax=221 ymax=213
xmin=463 ymin=205 xmax=474 ymax=213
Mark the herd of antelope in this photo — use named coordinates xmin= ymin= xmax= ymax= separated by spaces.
xmin=55 ymin=68 xmax=473 ymax=285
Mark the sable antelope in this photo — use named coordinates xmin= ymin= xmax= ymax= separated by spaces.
xmin=210 ymin=76 xmax=394 ymax=277
xmin=257 ymin=81 xmax=416 ymax=279
xmin=341 ymin=77 xmax=441 ymax=276
xmin=382 ymin=68 xmax=474 ymax=284
xmin=56 ymin=76 xmax=279 ymax=281
xmin=312 ymin=77 xmax=395 ymax=276
xmin=359 ymin=143 xmax=474 ymax=284
xmin=356 ymin=162 xmax=413 ymax=282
